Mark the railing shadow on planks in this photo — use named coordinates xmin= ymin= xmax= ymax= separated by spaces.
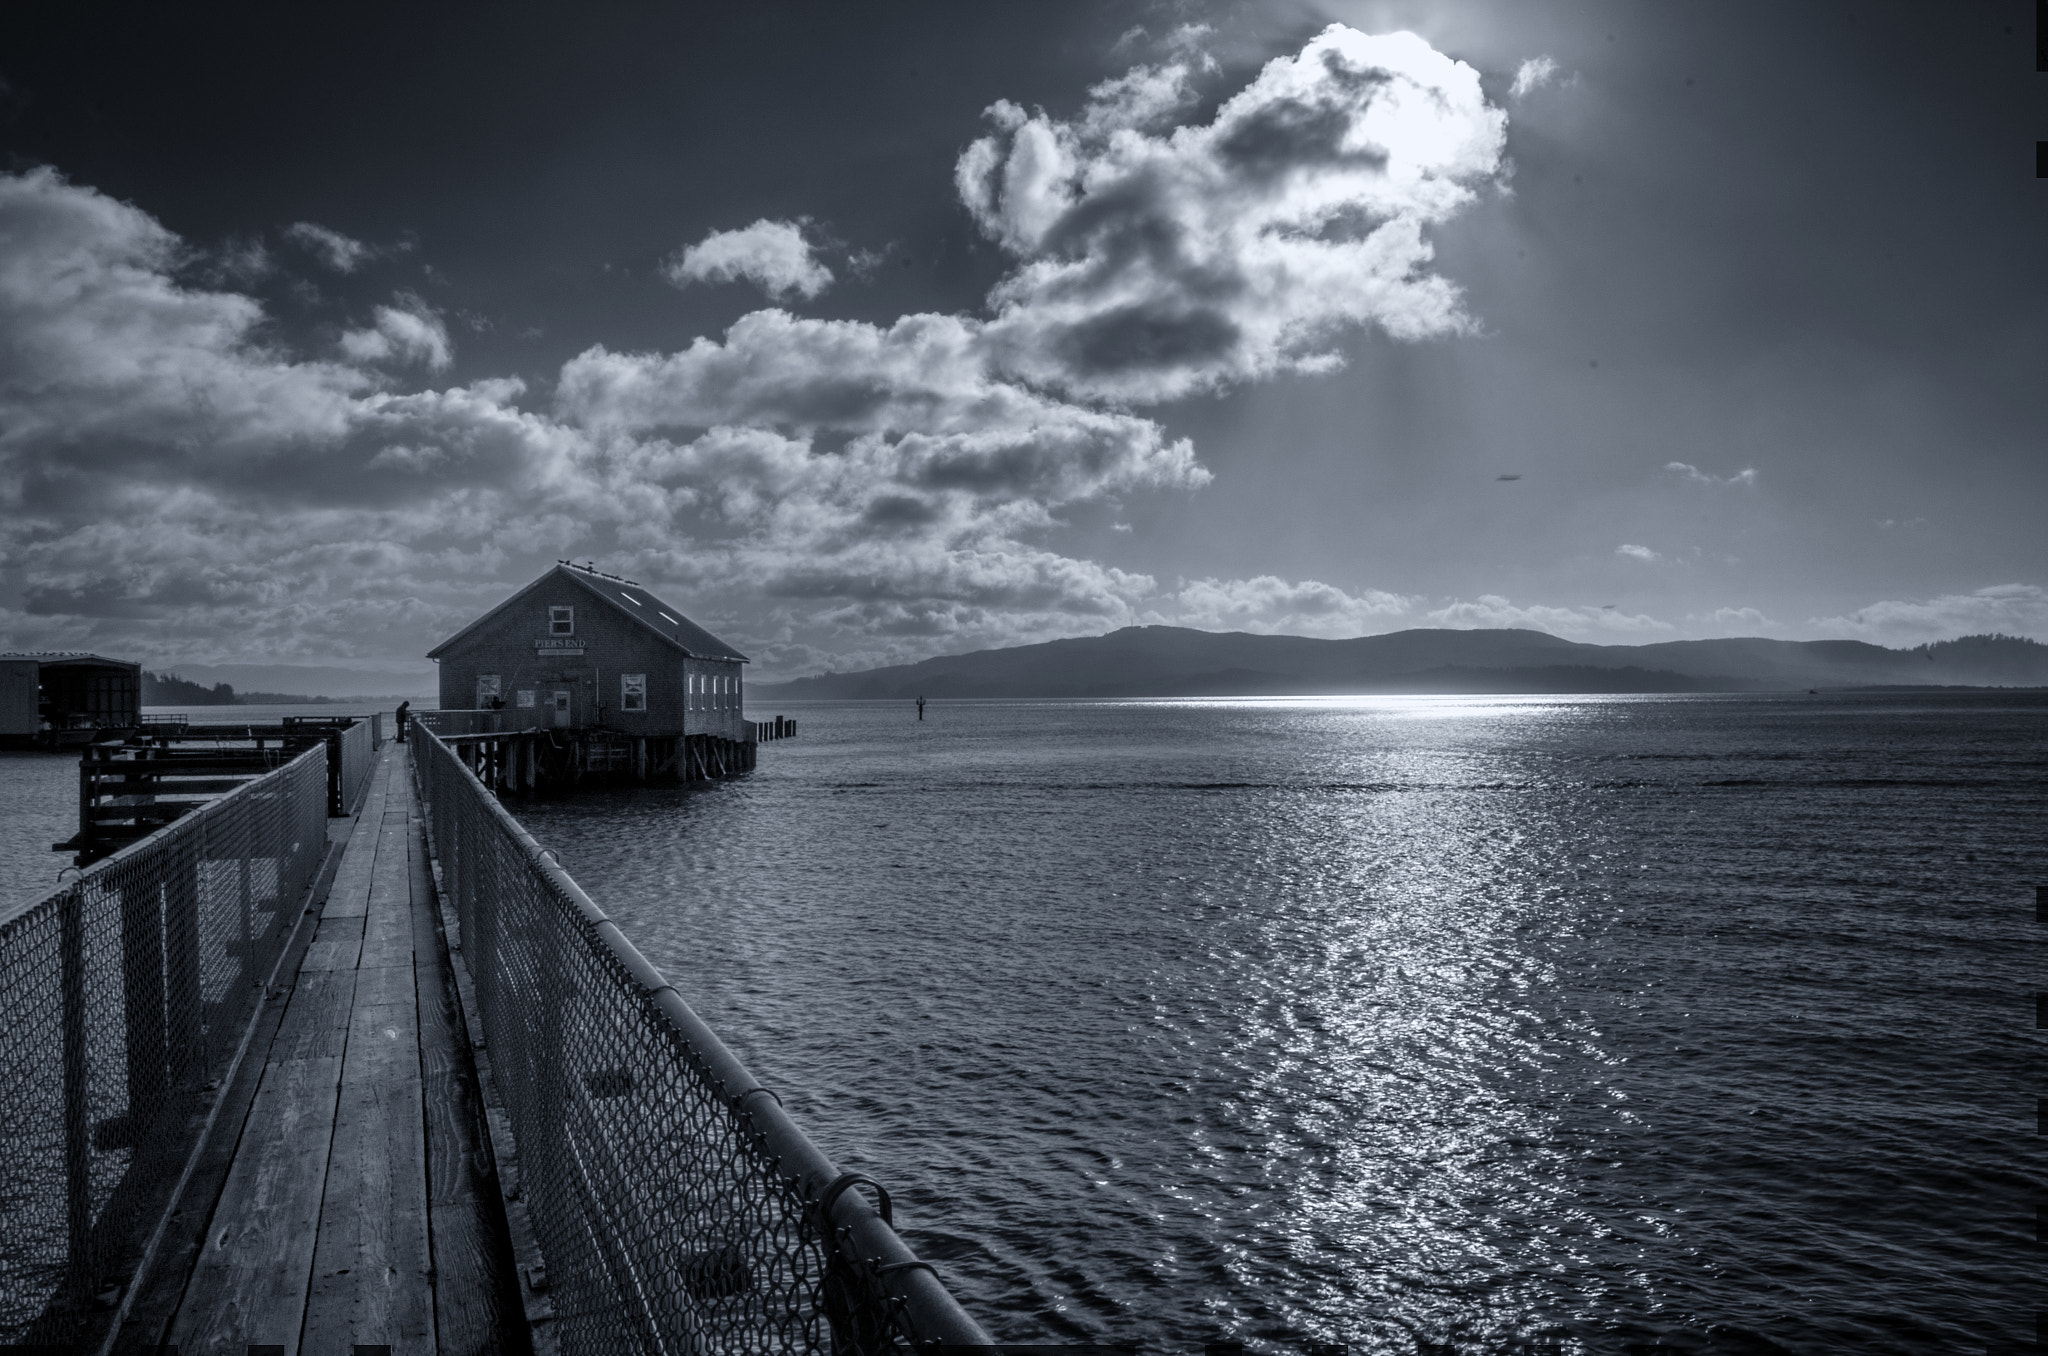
xmin=0 ymin=742 xmax=337 ymax=1349
xmin=409 ymin=721 xmax=990 ymax=1356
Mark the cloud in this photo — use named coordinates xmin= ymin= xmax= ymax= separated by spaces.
xmin=0 ymin=27 xmax=1525 ymax=672
xmin=1810 ymin=584 xmax=2048 ymax=644
xmin=1666 ymin=461 xmax=1758 ymax=488
xmin=1615 ymin=543 xmax=1660 ymax=562
xmin=1508 ymin=56 xmax=1559 ymax=100
xmin=0 ymin=167 xmax=1208 ymax=668
xmin=1695 ymin=606 xmax=1777 ymax=634
xmin=957 ymin=24 xmax=1507 ymax=401
xmin=1426 ymin=595 xmax=1673 ymax=636
xmin=340 ymin=295 xmax=453 ymax=370
xmin=556 ymin=309 xmax=1204 ymax=502
xmin=665 ymin=219 xmax=833 ymax=301
xmin=0 ymin=169 xmax=370 ymax=499
xmin=284 ymin=220 xmax=373 ymax=273
xmin=206 ymin=235 xmax=274 ymax=285
xmin=1165 ymin=574 xmax=1412 ymax=636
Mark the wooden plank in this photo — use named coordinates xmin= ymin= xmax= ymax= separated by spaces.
xmin=301 ymin=962 xmax=433 ymax=1353
xmin=92 ymin=759 xmax=288 ymax=775
xmin=323 ymin=753 xmax=395 ymax=920
xmin=92 ymin=776 xmax=262 ymax=795
xmin=299 ymin=914 xmax=365 ymax=973
xmin=268 ymin=970 xmax=355 ymax=1062
xmin=359 ymin=806 xmax=415 ymax=970
xmin=321 ymin=834 xmax=378 ymax=920
xmin=409 ymin=810 xmax=523 ymax=1356
xmin=165 ymin=968 xmax=358 ymax=1355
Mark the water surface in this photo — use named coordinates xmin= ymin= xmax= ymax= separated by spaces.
xmin=368 ymin=695 xmax=2048 ymax=1349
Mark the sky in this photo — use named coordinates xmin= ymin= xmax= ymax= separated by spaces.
xmin=0 ymin=0 xmax=2042 ymax=679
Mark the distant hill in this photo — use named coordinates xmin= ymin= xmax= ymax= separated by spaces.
xmin=753 ymin=628 xmax=2048 ymax=699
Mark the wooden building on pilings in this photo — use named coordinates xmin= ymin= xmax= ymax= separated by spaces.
xmin=0 ymin=651 xmax=142 ymax=750
xmin=426 ymin=561 xmax=770 ymax=790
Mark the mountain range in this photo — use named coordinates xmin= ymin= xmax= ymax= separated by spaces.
xmin=754 ymin=628 xmax=2048 ymax=700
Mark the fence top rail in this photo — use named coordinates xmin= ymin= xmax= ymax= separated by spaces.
xmin=411 ymin=722 xmax=991 ymax=1347
xmin=0 ymin=741 xmax=327 ymax=934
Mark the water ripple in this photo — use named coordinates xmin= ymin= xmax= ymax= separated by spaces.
xmin=516 ymin=693 xmax=2046 ymax=1354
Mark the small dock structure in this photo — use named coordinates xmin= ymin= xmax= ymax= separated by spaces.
xmin=1 ymin=726 xmax=984 ymax=1356
xmin=425 ymin=562 xmax=782 ymax=789
xmin=0 ymin=652 xmax=143 ymax=750
xmin=58 ymin=716 xmax=380 ymax=864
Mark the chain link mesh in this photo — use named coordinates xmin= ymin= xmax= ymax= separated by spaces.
xmin=410 ymin=725 xmax=986 ymax=1356
xmin=0 ymin=745 xmax=329 ymax=1346
xmin=338 ymin=716 xmax=376 ymax=814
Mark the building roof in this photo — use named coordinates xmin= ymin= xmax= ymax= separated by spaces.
xmin=0 ymin=651 xmax=140 ymax=668
xmin=426 ymin=564 xmax=750 ymax=663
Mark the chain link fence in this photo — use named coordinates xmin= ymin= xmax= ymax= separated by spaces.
xmin=334 ymin=715 xmax=376 ymax=816
xmin=411 ymin=724 xmax=989 ymax=1356
xmin=0 ymin=744 xmax=330 ymax=1346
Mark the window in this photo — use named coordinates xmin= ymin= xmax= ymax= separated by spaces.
xmin=621 ymin=673 xmax=646 ymax=712
xmin=516 ymin=689 xmax=535 ymax=709
xmin=550 ymin=605 xmax=574 ymax=635
xmin=476 ymin=674 xmax=501 ymax=706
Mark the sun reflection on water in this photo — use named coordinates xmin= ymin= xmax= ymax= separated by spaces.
xmin=512 ymin=694 xmax=2044 ymax=1354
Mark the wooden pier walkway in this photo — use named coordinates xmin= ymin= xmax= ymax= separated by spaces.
xmin=120 ymin=742 xmax=524 ymax=1356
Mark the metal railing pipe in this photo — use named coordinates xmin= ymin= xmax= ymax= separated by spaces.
xmin=411 ymin=723 xmax=992 ymax=1352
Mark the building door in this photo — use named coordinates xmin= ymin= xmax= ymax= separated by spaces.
xmin=552 ymin=690 xmax=572 ymax=728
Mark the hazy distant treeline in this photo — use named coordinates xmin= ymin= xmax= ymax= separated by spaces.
xmin=142 ymin=671 xmax=367 ymax=706
xmin=143 ymin=671 xmax=239 ymax=705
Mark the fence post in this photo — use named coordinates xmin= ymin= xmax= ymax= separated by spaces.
xmin=60 ymin=886 xmax=94 ymax=1310
xmin=120 ymin=869 xmax=168 ymax=1149
xmin=239 ymin=811 xmax=255 ymax=992
xmin=326 ymin=731 xmax=344 ymax=816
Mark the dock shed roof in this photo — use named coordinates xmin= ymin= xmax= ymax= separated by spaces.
xmin=0 ymin=652 xmax=140 ymax=668
xmin=427 ymin=564 xmax=750 ymax=663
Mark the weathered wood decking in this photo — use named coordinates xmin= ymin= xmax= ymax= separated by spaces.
xmin=121 ymin=743 xmax=525 ymax=1355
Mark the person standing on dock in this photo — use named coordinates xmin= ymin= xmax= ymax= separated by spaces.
xmin=396 ymin=699 xmax=410 ymax=742
xmin=916 ymin=695 xmax=925 ymax=721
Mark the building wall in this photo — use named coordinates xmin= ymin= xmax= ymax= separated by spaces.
xmin=42 ymin=661 xmax=141 ymax=726
xmin=434 ymin=577 xmax=748 ymax=739
xmin=0 ymin=660 xmax=39 ymax=736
